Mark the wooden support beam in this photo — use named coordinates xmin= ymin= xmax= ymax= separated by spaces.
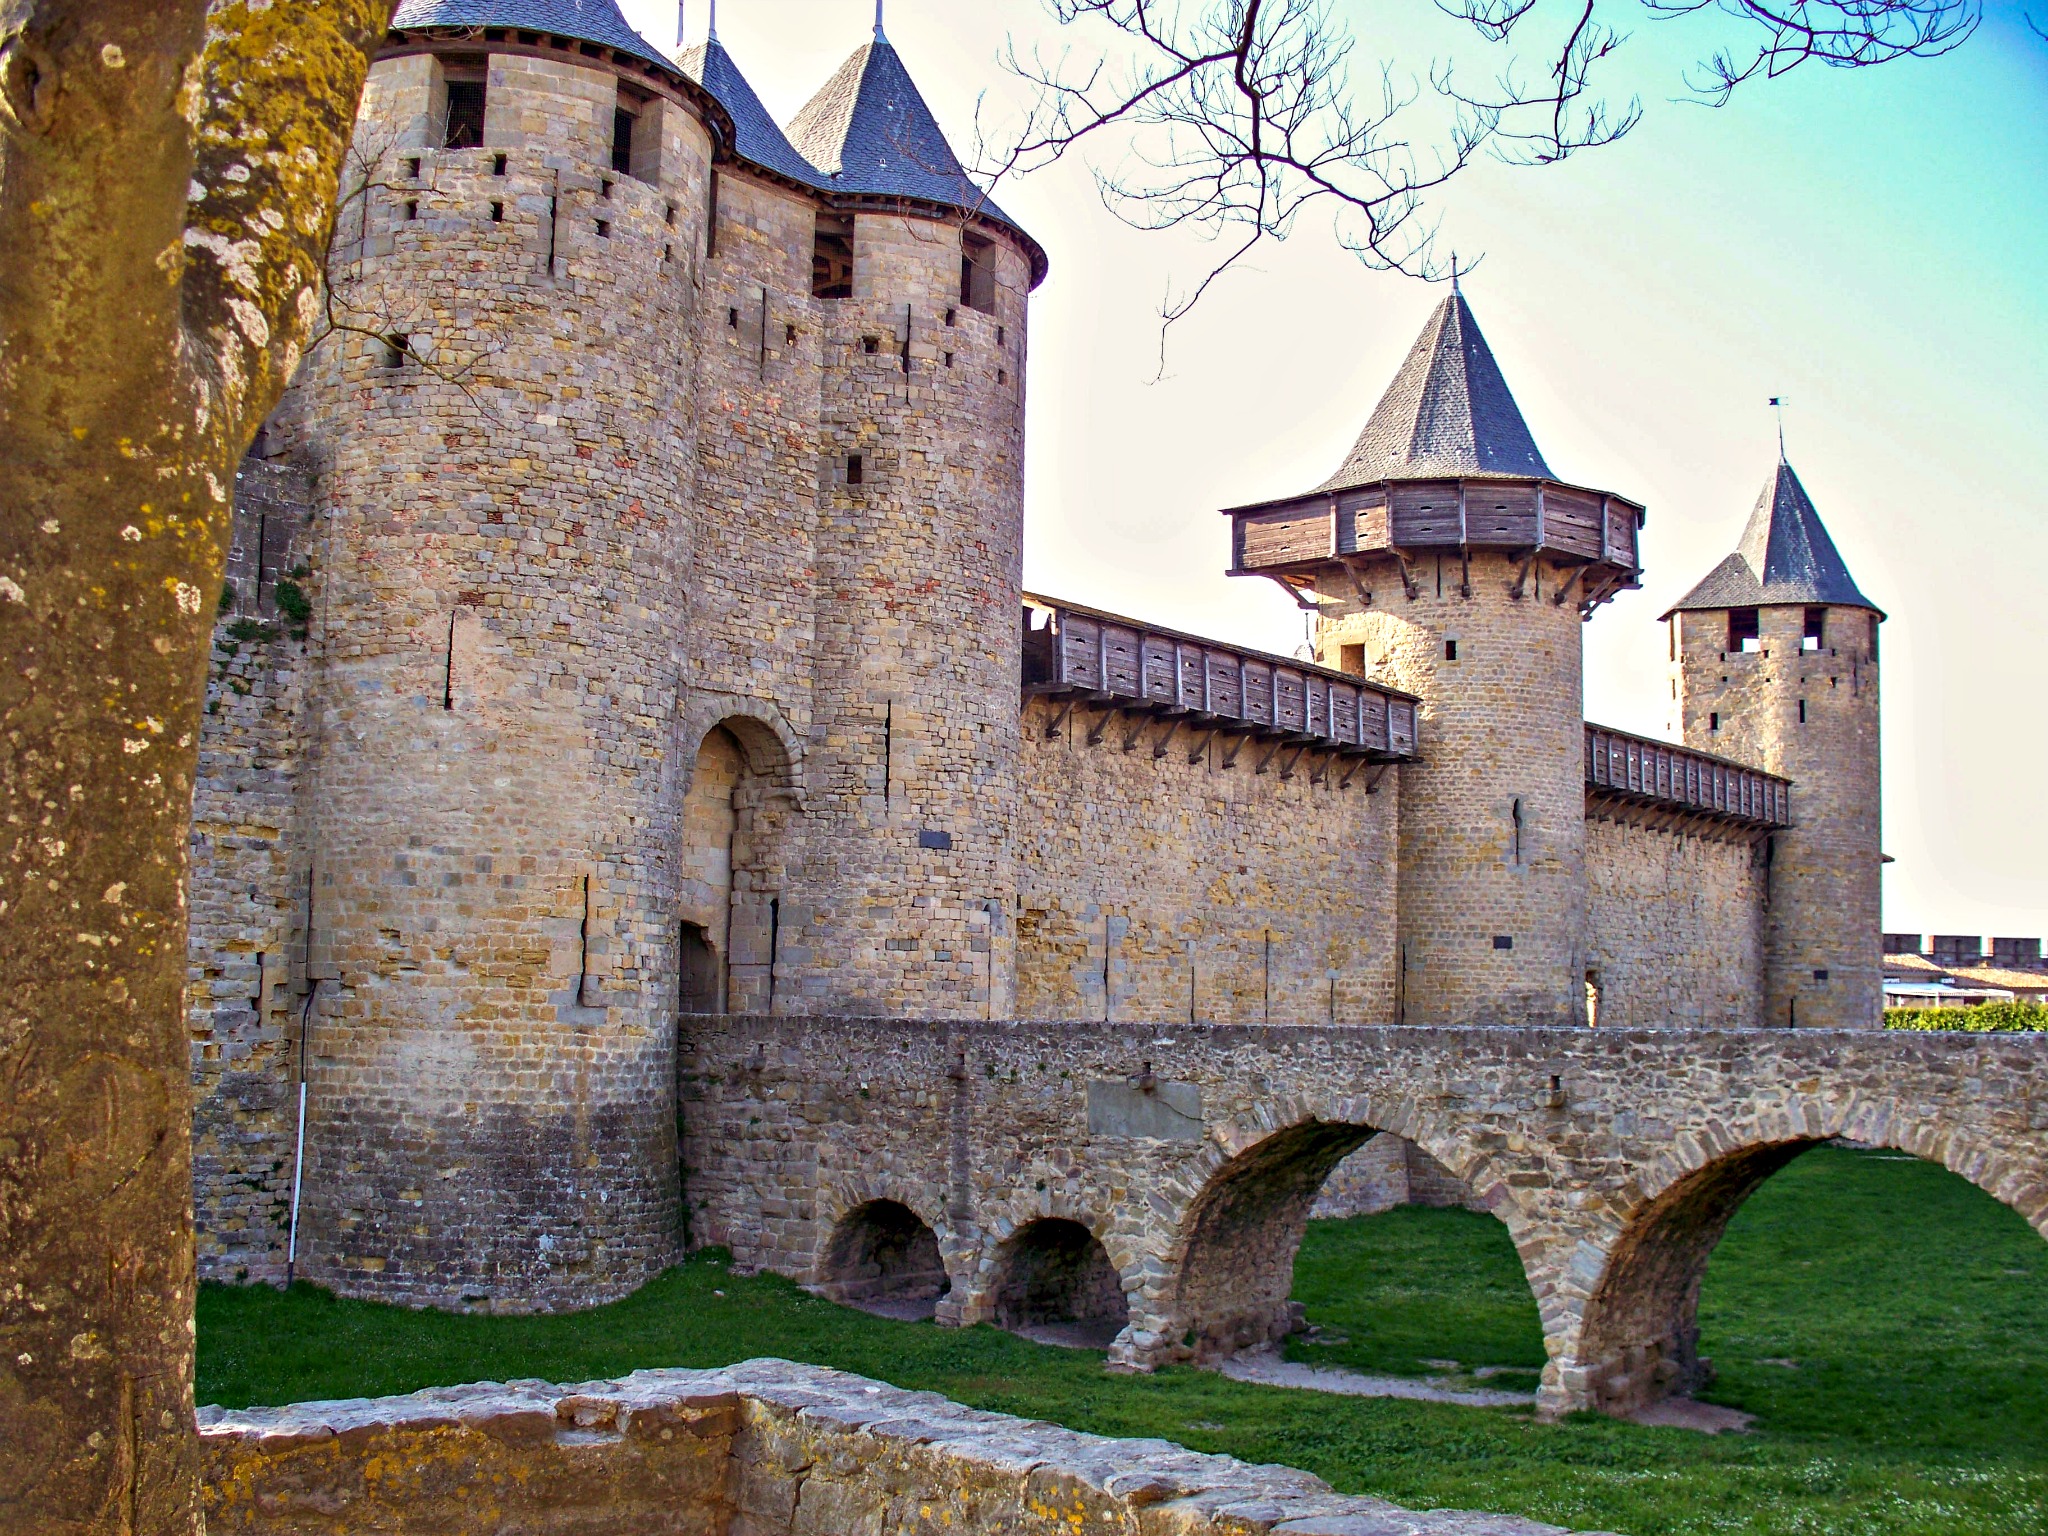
xmin=1251 ymin=739 xmax=1285 ymax=775
xmin=1121 ymin=711 xmax=1152 ymax=752
xmin=1393 ymin=551 xmax=1421 ymax=600
xmin=1152 ymin=718 xmax=1182 ymax=760
xmin=1276 ymin=744 xmax=1308 ymax=781
xmin=1266 ymin=574 xmax=1321 ymax=611
xmin=1341 ymin=557 xmax=1372 ymax=607
xmin=1043 ymin=698 xmax=1076 ymax=740
xmin=1219 ymin=734 xmax=1247 ymax=770
xmin=1085 ymin=707 xmax=1112 ymax=747
xmin=1507 ymin=552 xmax=1535 ymax=600
xmin=1186 ymin=727 xmax=1218 ymax=766
xmin=1551 ymin=564 xmax=1587 ymax=608
xmin=1363 ymin=762 xmax=1393 ymax=794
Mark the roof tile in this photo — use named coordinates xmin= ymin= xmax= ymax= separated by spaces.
xmin=392 ymin=0 xmax=672 ymax=73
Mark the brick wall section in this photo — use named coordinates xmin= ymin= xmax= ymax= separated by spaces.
xmin=1314 ymin=553 xmax=1588 ymax=1027
xmin=1584 ymin=817 xmax=1765 ymax=1030
xmin=197 ymin=1362 xmax=1591 ymax=1535
xmin=1675 ymin=605 xmax=1882 ymax=1028
xmin=1014 ymin=694 xmax=1399 ymax=1025
xmin=680 ymin=1016 xmax=2048 ymax=1414
xmin=187 ymin=461 xmax=320 ymax=1284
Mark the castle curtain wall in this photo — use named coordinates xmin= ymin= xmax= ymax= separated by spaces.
xmin=1013 ymin=696 xmax=1399 ymax=1025
xmin=1583 ymin=818 xmax=1765 ymax=1029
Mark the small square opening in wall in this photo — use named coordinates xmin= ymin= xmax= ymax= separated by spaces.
xmin=377 ymin=334 xmax=408 ymax=369
xmin=1339 ymin=643 xmax=1365 ymax=677
xmin=996 ymin=324 xmax=1006 ymax=346
xmin=1813 ymin=968 xmax=1830 ymax=982
xmin=862 ymin=335 xmax=880 ymax=354
xmin=943 ymin=351 xmax=954 ymax=368
xmin=594 ymin=219 xmax=610 ymax=239
xmin=945 ymin=306 xmax=957 ymax=326
xmin=1492 ymin=935 xmax=1514 ymax=950
xmin=1444 ymin=638 xmax=1459 ymax=661
xmin=727 ymin=307 xmax=739 ymax=328
xmin=918 ymin=828 xmax=954 ymax=851
xmin=664 ymin=202 xmax=676 ymax=226
xmin=846 ymin=453 xmax=864 ymax=486
xmin=404 ymin=199 xmax=419 ymax=220
xmin=1729 ymin=606 xmax=1761 ymax=653
xmin=404 ymin=156 xmax=421 ymax=180
xmin=1803 ymin=606 xmax=1826 ymax=652
xmin=786 ymin=323 xmax=797 ymax=345
xmin=997 ymin=367 xmax=1007 ymax=383
xmin=491 ymin=201 xmax=504 ymax=222
xmin=492 ymin=153 xmax=507 ymax=176
xmin=442 ymin=76 xmax=486 ymax=149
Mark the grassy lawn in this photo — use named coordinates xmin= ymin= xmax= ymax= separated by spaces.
xmin=199 ymin=1146 xmax=2048 ymax=1535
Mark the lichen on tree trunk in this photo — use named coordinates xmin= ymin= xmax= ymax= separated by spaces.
xmin=0 ymin=3 xmax=393 ymax=1529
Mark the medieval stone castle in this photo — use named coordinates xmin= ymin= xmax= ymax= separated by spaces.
xmin=187 ymin=0 xmax=1886 ymax=1318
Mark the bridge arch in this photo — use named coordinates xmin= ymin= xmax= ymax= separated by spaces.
xmin=986 ymin=1216 xmax=1128 ymax=1345
xmin=814 ymin=1198 xmax=952 ymax=1317
xmin=1556 ymin=1093 xmax=2048 ymax=1417
xmin=1119 ymin=1094 xmax=1553 ymax=1371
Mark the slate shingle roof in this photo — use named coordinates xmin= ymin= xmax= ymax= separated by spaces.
xmin=1321 ymin=291 xmax=1553 ymax=491
xmin=676 ymin=38 xmax=825 ymax=188
xmin=392 ymin=0 xmax=673 ymax=74
xmin=1665 ymin=459 xmax=1881 ymax=617
xmin=785 ymin=39 xmax=1022 ymax=232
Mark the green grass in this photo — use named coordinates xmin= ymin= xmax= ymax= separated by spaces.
xmin=200 ymin=1146 xmax=2048 ymax=1535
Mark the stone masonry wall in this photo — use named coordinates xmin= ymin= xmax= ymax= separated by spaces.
xmin=1674 ymin=604 xmax=1881 ymax=1028
xmin=1015 ymin=694 xmax=1399 ymax=1025
xmin=1584 ymin=815 xmax=1764 ymax=1030
xmin=1314 ymin=553 xmax=1588 ymax=1027
xmin=198 ymin=1362 xmax=1589 ymax=1535
xmin=255 ymin=47 xmax=717 ymax=1309
xmin=680 ymin=1015 xmax=2048 ymax=1415
xmin=188 ymin=460 xmax=321 ymax=1283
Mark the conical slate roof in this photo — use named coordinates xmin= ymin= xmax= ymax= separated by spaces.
xmin=786 ymin=37 xmax=1018 ymax=225
xmin=1665 ymin=459 xmax=1881 ymax=617
xmin=392 ymin=0 xmax=673 ymax=74
xmin=1321 ymin=291 xmax=1553 ymax=490
xmin=677 ymin=37 xmax=826 ymax=188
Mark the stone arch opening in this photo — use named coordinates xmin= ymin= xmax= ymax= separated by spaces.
xmin=677 ymin=719 xmax=793 ymax=1014
xmin=990 ymin=1218 xmax=1127 ymax=1347
xmin=1166 ymin=1119 xmax=1377 ymax=1362
xmin=1569 ymin=1133 xmax=2048 ymax=1417
xmin=815 ymin=1200 xmax=949 ymax=1319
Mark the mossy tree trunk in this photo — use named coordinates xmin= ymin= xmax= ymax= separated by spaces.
xmin=0 ymin=3 xmax=392 ymax=1530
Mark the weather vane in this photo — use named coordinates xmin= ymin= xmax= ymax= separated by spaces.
xmin=1769 ymin=396 xmax=1786 ymax=460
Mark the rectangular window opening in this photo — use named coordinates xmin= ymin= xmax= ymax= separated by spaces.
xmin=960 ymin=229 xmax=997 ymax=313
xmin=997 ymin=367 xmax=1007 ymax=384
xmin=785 ymin=322 xmax=797 ymax=345
xmin=727 ymin=307 xmax=739 ymax=329
xmin=490 ymin=201 xmax=504 ymax=222
xmin=1709 ymin=710 xmax=1720 ymax=732
xmin=862 ymin=335 xmax=880 ymax=355
xmin=1339 ymin=643 xmax=1365 ymax=677
xmin=404 ymin=199 xmax=419 ymax=221
xmin=812 ymin=211 xmax=855 ymax=299
xmin=1797 ymin=698 xmax=1807 ymax=723
xmin=595 ymin=219 xmax=611 ymax=239
xmin=491 ymin=152 xmax=507 ymax=176
xmin=944 ymin=306 xmax=957 ymax=326
xmin=442 ymin=76 xmax=486 ymax=150
xmin=1728 ymin=607 xmax=1761 ymax=653
xmin=610 ymin=107 xmax=635 ymax=176
xmin=846 ymin=453 xmax=864 ymax=486
xmin=942 ymin=350 xmax=954 ymax=368
xmin=662 ymin=241 xmax=672 ymax=262
xmin=705 ymin=167 xmax=719 ymax=257
xmin=996 ymin=323 xmax=1006 ymax=346
xmin=1492 ymin=935 xmax=1513 ymax=950
xmin=1444 ymin=639 xmax=1458 ymax=661
xmin=664 ymin=202 xmax=676 ymax=226
xmin=403 ymin=156 xmax=421 ymax=180
xmin=600 ymin=177 xmax=614 ymax=201
xmin=1802 ymin=606 xmax=1825 ymax=652
xmin=378 ymin=334 xmax=408 ymax=369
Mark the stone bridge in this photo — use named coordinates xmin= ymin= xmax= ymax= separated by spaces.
xmin=680 ymin=1019 xmax=2048 ymax=1416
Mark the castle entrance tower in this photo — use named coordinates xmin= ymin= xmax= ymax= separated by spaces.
xmin=1223 ymin=291 xmax=1645 ymax=1025
xmin=1666 ymin=461 xmax=1884 ymax=1028
xmin=768 ymin=30 xmax=1045 ymax=1018
xmin=267 ymin=0 xmax=726 ymax=1307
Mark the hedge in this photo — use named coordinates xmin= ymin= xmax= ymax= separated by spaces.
xmin=1884 ymin=1001 xmax=2048 ymax=1032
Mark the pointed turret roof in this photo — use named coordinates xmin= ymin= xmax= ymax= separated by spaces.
xmin=392 ymin=0 xmax=673 ymax=74
xmin=677 ymin=37 xmax=827 ymax=188
xmin=1321 ymin=290 xmax=1553 ymax=491
xmin=786 ymin=37 xmax=1018 ymax=225
xmin=1664 ymin=459 xmax=1882 ymax=618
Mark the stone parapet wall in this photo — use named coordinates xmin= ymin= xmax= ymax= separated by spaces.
xmin=198 ymin=1362 xmax=1592 ymax=1535
xmin=1015 ymin=695 xmax=1399 ymax=1024
xmin=1584 ymin=817 xmax=1764 ymax=1030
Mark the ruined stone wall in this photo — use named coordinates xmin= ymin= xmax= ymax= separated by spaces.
xmin=1584 ymin=815 xmax=1765 ymax=1030
xmin=1314 ymin=553 xmax=1588 ymax=1027
xmin=244 ymin=46 xmax=717 ymax=1309
xmin=1312 ymin=1133 xmax=1479 ymax=1217
xmin=187 ymin=461 xmax=321 ymax=1283
xmin=780 ymin=213 xmax=1031 ymax=1018
xmin=1013 ymin=695 xmax=1399 ymax=1024
xmin=1674 ymin=605 xmax=1882 ymax=1028
xmin=197 ymin=1363 xmax=1583 ymax=1535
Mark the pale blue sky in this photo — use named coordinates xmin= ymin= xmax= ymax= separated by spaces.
xmin=625 ymin=0 xmax=2048 ymax=942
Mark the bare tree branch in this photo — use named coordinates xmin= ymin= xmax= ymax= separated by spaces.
xmin=978 ymin=0 xmax=1981 ymax=359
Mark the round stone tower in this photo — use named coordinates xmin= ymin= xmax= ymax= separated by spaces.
xmin=769 ymin=26 xmax=1044 ymax=1019
xmin=1226 ymin=290 xmax=1644 ymax=1026
xmin=1666 ymin=459 xmax=1884 ymax=1028
xmin=272 ymin=2 xmax=724 ymax=1307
